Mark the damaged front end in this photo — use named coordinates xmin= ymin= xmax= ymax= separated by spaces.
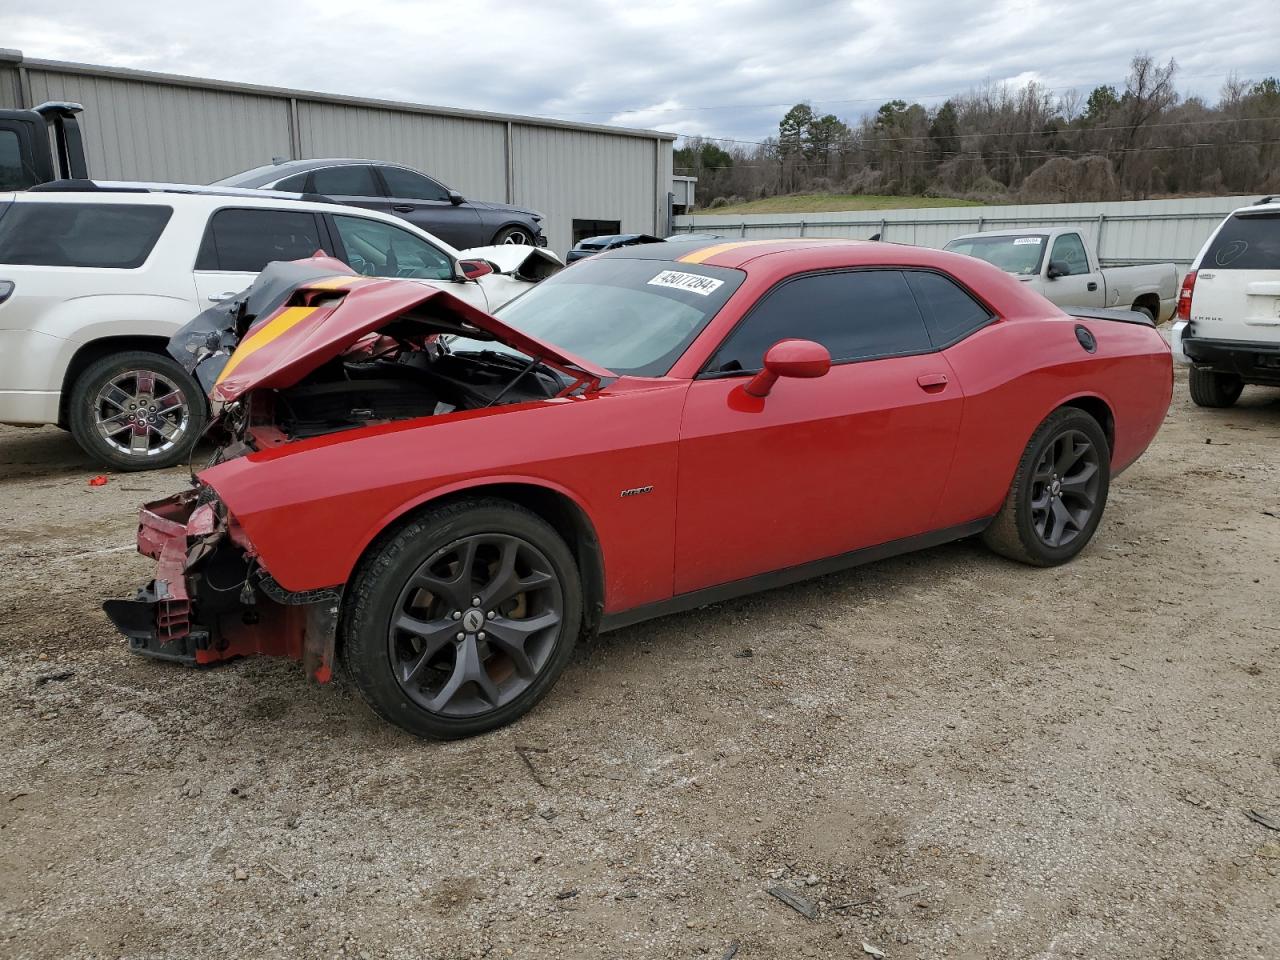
xmin=103 ymin=256 xmax=612 ymax=681
xmin=102 ymin=486 xmax=340 ymax=681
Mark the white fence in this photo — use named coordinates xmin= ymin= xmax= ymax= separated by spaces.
xmin=672 ymin=195 xmax=1266 ymax=269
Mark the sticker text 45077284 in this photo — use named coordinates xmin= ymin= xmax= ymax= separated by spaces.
xmin=647 ymin=270 xmax=725 ymax=296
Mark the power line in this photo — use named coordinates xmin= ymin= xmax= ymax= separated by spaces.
xmin=676 ymin=138 xmax=1280 ymax=173
xmin=553 ymin=70 xmax=1243 ymax=118
xmin=680 ymin=114 xmax=1280 ymax=151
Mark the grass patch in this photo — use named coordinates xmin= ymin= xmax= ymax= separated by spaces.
xmin=699 ymin=194 xmax=984 ymax=215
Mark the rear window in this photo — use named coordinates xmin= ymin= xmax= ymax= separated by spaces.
xmin=1202 ymin=212 xmax=1280 ymax=270
xmin=0 ymin=129 xmax=35 ymax=192
xmin=0 ymin=202 xmax=172 ymax=268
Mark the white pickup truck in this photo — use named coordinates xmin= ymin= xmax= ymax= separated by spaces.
xmin=944 ymin=228 xmax=1178 ymax=323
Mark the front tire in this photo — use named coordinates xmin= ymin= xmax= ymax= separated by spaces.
xmin=492 ymin=225 xmax=533 ymax=245
xmin=1188 ymin=367 xmax=1243 ymax=408
xmin=982 ymin=408 xmax=1111 ymax=567
xmin=341 ymin=499 xmax=582 ymax=739
xmin=67 ymin=350 xmax=206 ymax=471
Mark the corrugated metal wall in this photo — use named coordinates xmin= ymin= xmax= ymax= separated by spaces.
xmin=297 ymin=101 xmax=508 ymax=203
xmin=0 ymin=55 xmax=674 ymax=255
xmin=674 ymin=195 xmax=1265 ymax=270
xmin=512 ymin=126 xmax=665 ymax=252
xmin=23 ymin=69 xmax=292 ymax=184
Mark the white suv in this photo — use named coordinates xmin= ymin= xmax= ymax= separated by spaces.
xmin=1171 ymin=197 xmax=1280 ymax=407
xmin=0 ymin=184 xmax=559 ymax=469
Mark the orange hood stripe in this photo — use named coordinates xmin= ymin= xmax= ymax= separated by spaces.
xmin=215 ymin=306 xmax=319 ymax=387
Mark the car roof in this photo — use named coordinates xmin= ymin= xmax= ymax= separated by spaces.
xmin=5 ymin=180 xmax=465 ymax=254
xmin=1230 ymin=196 xmax=1280 ymax=216
xmin=600 ymin=235 xmax=1029 ymax=276
xmin=947 ymin=228 xmax=1055 ymax=241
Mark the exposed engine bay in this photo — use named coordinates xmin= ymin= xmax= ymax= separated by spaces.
xmin=167 ymin=255 xmax=586 ymax=456
xmin=225 ymin=342 xmax=566 ymax=446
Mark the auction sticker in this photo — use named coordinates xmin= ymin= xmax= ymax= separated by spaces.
xmin=647 ymin=270 xmax=724 ymax=296
xmin=1013 ymin=237 xmax=1043 ymax=245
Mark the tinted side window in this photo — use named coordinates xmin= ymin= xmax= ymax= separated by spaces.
xmin=379 ymin=166 xmax=450 ymax=202
xmin=274 ymin=172 xmax=311 ymax=192
xmin=332 ymin=215 xmax=453 ymax=280
xmin=904 ymin=271 xmax=992 ymax=346
xmin=708 ymin=270 xmax=932 ymax=373
xmin=200 ymin=208 xmax=323 ymax=272
xmin=0 ymin=202 xmax=172 ymax=268
xmin=1050 ymin=233 xmax=1090 ymax=275
xmin=0 ymin=130 xmax=34 ymax=192
xmin=310 ymin=165 xmax=381 ymax=198
xmin=1202 ymin=213 xmax=1280 ymax=270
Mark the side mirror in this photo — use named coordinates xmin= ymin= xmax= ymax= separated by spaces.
xmin=745 ymin=339 xmax=831 ymax=397
xmin=448 ymin=190 xmax=465 ymax=206
xmin=458 ymin=258 xmax=494 ymax=281
xmin=1047 ymin=260 xmax=1069 ymax=280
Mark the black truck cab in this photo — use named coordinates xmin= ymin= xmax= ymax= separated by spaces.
xmin=0 ymin=101 xmax=88 ymax=191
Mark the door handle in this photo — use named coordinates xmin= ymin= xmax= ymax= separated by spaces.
xmin=916 ymin=373 xmax=949 ymax=392
xmin=208 ymin=292 xmax=238 ymax=302
xmin=392 ymin=204 xmax=415 ymax=212
xmin=1087 ymin=281 xmax=1098 ymax=291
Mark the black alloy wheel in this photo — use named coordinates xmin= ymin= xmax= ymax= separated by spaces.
xmin=982 ymin=407 xmax=1112 ymax=566
xmin=388 ymin=532 xmax=563 ymax=717
xmin=1027 ymin=428 xmax=1102 ymax=549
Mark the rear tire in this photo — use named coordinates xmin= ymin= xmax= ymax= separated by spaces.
xmin=1188 ymin=367 xmax=1243 ymax=408
xmin=1132 ymin=303 xmax=1156 ymax=324
xmin=341 ymin=498 xmax=582 ymax=739
xmin=68 ymin=350 xmax=205 ymax=471
xmin=982 ymin=408 xmax=1111 ymax=567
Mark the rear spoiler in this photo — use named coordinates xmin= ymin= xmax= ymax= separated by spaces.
xmin=1070 ymin=307 xmax=1155 ymax=328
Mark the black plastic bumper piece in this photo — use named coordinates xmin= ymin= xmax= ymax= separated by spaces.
xmin=102 ymin=593 xmax=205 ymax=666
xmin=1182 ymin=334 xmax=1280 ymax=385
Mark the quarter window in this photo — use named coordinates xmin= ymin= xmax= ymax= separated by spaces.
xmin=197 ymin=208 xmax=324 ymax=272
xmin=310 ymin=165 xmax=381 ymax=198
xmin=273 ymin=172 xmax=311 ymax=193
xmin=379 ymin=166 xmax=450 ymax=202
xmin=0 ymin=202 xmax=173 ymax=268
xmin=332 ymin=215 xmax=454 ymax=280
xmin=1050 ymin=233 xmax=1090 ymax=276
xmin=708 ymin=270 xmax=933 ymax=373
xmin=904 ymin=271 xmax=992 ymax=346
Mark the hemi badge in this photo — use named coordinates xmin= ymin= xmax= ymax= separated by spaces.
xmin=620 ymin=485 xmax=653 ymax=498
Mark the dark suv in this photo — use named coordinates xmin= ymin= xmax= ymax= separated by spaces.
xmin=214 ymin=159 xmax=545 ymax=250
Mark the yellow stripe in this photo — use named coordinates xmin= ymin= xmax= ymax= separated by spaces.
xmin=306 ymin=275 xmax=360 ymax=291
xmin=678 ymin=238 xmax=834 ymax=264
xmin=678 ymin=241 xmax=760 ymax=264
xmin=215 ymin=306 xmax=318 ymax=386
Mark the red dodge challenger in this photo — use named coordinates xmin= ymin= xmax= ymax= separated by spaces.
xmin=105 ymin=239 xmax=1173 ymax=738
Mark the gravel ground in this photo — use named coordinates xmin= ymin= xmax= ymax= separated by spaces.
xmin=1 ymin=368 xmax=1278 ymax=960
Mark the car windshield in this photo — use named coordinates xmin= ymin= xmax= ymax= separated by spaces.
xmin=449 ymin=257 xmax=745 ymax=377
xmin=945 ymin=234 xmax=1047 ymax=276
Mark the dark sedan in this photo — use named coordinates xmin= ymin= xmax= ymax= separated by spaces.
xmin=214 ymin=159 xmax=546 ymax=250
xmin=565 ymin=233 xmax=664 ymax=263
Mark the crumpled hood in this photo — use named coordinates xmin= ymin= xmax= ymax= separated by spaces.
xmin=168 ymin=256 xmax=611 ymax=404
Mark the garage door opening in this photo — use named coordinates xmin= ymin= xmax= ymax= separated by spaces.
xmin=573 ymin=219 xmax=621 ymax=244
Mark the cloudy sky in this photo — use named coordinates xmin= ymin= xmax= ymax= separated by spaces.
xmin=3 ymin=0 xmax=1277 ymax=143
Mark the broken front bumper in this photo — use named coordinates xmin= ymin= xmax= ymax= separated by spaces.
xmin=102 ymin=489 xmax=340 ymax=682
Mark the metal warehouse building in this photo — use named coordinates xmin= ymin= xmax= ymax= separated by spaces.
xmin=0 ymin=50 xmax=676 ymax=254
